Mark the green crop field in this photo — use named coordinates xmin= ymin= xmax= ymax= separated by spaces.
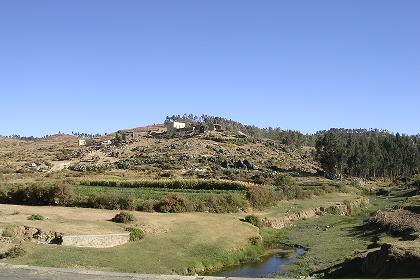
xmin=73 ymin=184 xmax=246 ymax=201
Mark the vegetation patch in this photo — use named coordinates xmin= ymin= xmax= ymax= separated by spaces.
xmin=125 ymin=227 xmax=145 ymax=241
xmin=27 ymin=214 xmax=45 ymax=221
xmin=0 ymin=245 xmax=25 ymax=259
xmin=79 ymin=179 xmax=250 ymax=191
xmin=156 ymin=193 xmax=194 ymax=213
xmin=246 ymin=185 xmax=275 ymax=209
xmin=112 ymin=211 xmax=135 ymax=223
xmin=243 ymin=215 xmax=263 ymax=228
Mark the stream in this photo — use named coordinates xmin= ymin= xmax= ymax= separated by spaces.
xmin=206 ymin=248 xmax=305 ymax=278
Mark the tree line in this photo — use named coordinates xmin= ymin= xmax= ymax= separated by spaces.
xmin=315 ymin=129 xmax=420 ymax=179
xmin=165 ymin=114 xmax=313 ymax=147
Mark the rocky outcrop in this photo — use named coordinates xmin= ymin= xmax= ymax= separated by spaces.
xmin=263 ymin=207 xmax=322 ymax=229
xmin=61 ymin=233 xmax=130 ymax=248
xmin=320 ymin=243 xmax=420 ymax=278
xmin=2 ymin=226 xmax=62 ymax=244
xmin=367 ymin=209 xmax=420 ymax=236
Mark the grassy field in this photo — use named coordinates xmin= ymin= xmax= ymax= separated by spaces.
xmin=0 ymin=189 xmax=373 ymax=275
xmin=263 ymin=214 xmax=371 ymax=276
xmin=261 ymin=192 xmax=407 ymax=277
xmin=0 ymin=204 xmax=261 ymax=274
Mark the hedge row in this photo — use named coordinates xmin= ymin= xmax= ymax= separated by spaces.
xmin=79 ymin=179 xmax=250 ymax=191
xmin=0 ymin=180 xmax=340 ymax=213
xmin=0 ymin=183 xmax=250 ymax=213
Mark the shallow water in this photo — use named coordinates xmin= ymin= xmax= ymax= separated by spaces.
xmin=207 ymin=248 xmax=305 ymax=278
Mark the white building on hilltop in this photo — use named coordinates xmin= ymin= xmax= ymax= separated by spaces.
xmin=78 ymin=139 xmax=87 ymax=146
xmin=166 ymin=121 xmax=186 ymax=133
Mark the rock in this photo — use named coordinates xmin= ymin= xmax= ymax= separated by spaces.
xmin=243 ymin=159 xmax=254 ymax=170
xmin=234 ymin=160 xmax=246 ymax=169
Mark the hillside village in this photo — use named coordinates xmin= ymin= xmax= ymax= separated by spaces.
xmin=0 ymin=118 xmax=318 ymax=186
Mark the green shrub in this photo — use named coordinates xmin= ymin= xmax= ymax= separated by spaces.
xmin=7 ymin=184 xmax=51 ymax=205
xmin=27 ymin=214 xmax=45 ymax=220
xmin=50 ymin=183 xmax=73 ymax=205
xmin=126 ymin=227 xmax=145 ymax=241
xmin=116 ymin=194 xmax=136 ymax=210
xmin=138 ymin=200 xmax=158 ymax=212
xmin=274 ymin=173 xmax=296 ymax=187
xmin=248 ymin=236 xmax=263 ymax=245
xmin=112 ymin=211 xmax=135 ymax=223
xmin=203 ymin=193 xmax=247 ymax=213
xmin=246 ymin=186 xmax=274 ymax=209
xmin=276 ymin=184 xmax=312 ymax=200
xmin=82 ymin=193 xmax=135 ymax=210
xmin=156 ymin=193 xmax=194 ymax=213
xmin=3 ymin=183 xmax=75 ymax=207
xmin=244 ymin=215 xmax=263 ymax=228
xmin=84 ymin=193 xmax=119 ymax=209
xmin=325 ymin=206 xmax=341 ymax=215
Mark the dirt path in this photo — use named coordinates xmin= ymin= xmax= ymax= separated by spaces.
xmin=0 ymin=264 xmax=234 ymax=280
xmin=48 ymin=161 xmax=72 ymax=172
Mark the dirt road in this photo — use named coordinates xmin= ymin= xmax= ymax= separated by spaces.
xmin=0 ymin=264 xmax=241 ymax=280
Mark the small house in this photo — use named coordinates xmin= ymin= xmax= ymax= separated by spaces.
xmin=78 ymin=139 xmax=87 ymax=146
xmin=166 ymin=121 xmax=186 ymax=133
xmin=102 ymin=140 xmax=112 ymax=145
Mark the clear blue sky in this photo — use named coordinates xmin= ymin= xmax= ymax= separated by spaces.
xmin=1 ymin=0 xmax=419 ymax=136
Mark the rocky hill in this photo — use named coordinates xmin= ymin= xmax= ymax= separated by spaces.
xmin=0 ymin=124 xmax=318 ymax=185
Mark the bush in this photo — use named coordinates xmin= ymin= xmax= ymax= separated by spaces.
xmin=276 ymin=184 xmax=311 ymax=200
xmin=112 ymin=211 xmax=135 ymax=223
xmin=116 ymin=194 xmax=136 ymax=210
xmin=246 ymin=186 xmax=275 ymax=209
xmin=27 ymin=214 xmax=45 ymax=220
xmin=79 ymin=179 xmax=249 ymax=191
xmin=82 ymin=193 xmax=135 ymax=210
xmin=0 ymin=245 xmax=25 ymax=259
xmin=248 ymin=236 xmax=263 ymax=245
xmin=138 ymin=200 xmax=158 ymax=212
xmin=7 ymin=184 xmax=50 ymax=205
xmin=203 ymin=193 xmax=247 ymax=213
xmin=274 ymin=173 xmax=296 ymax=187
xmin=126 ymin=227 xmax=145 ymax=241
xmin=325 ymin=206 xmax=341 ymax=215
xmin=50 ymin=183 xmax=73 ymax=205
xmin=3 ymin=183 xmax=75 ymax=206
xmin=156 ymin=193 xmax=194 ymax=213
xmin=0 ymin=187 xmax=7 ymax=203
xmin=244 ymin=215 xmax=263 ymax=228
xmin=84 ymin=193 xmax=119 ymax=209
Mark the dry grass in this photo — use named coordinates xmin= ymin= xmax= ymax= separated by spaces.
xmin=0 ymin=203 xmax=259 ymax=274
